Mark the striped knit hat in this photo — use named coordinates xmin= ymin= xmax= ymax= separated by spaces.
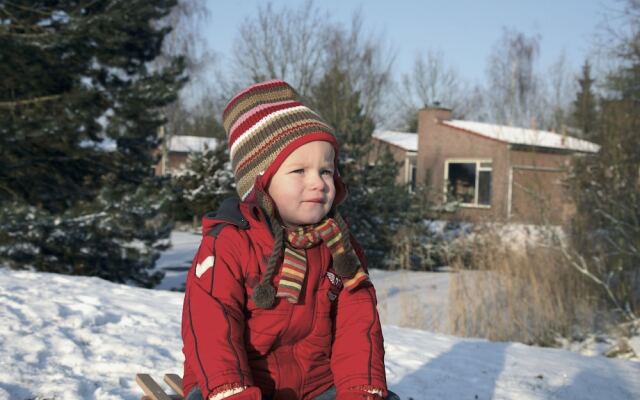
xmin=222 ymin=80 xmax=359 ymax=308
xmin=222 ymin=79 xmax=345 ymax=204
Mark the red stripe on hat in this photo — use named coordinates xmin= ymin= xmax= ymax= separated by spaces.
xmin=228 ymin=100 xmax=302 ymax=146
xmin=223 ymin=80 xmax=288 ymax=119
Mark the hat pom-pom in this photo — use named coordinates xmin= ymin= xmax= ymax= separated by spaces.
xmin=333 ymin=251 xmax=359 ymax=278
xmin=252 ymin=282 xmax=276 ymax=308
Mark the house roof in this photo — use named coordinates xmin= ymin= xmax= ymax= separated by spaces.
xmin=373 ymin=121 xmax=599 ymax=154
xmin=372 ymin=130 xmax=418 ymax=152
xmin=168 ymin=135 xmax=219 ymax=153
xmin=443 ymin=120 xmax=600 ymax=153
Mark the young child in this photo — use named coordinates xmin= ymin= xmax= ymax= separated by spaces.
xmin=181 ymin=80 xmax=389 ymax=400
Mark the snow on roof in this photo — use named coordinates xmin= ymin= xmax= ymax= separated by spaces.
xmin=168 ymin=135 xmax=219 ymax=153
xmin=372 ymin=130 xmax=418 ymax=152
xmin=443 ymin=120 xmax=600 ymax=153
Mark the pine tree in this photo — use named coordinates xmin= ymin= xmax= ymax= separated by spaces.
xmin=0 ymin=0 xmax=186 ymax=287
xmin=571 ymin=60 xmax=598 ymax=140
xmin=569 ymin=3 xmax=640 ymax=319
xmin=172 ymin=141 xmax=236 ymax=224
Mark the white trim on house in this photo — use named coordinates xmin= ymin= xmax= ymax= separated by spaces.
xmin=404 ymin=153 xmax=417 ymax=192
xmin=444 ymin=158 xmax=493 ymax=209
xmin=507 ymin=167 xmax=513 ymax=219
xmin=511 ymin=165 xmax=564 ymax=172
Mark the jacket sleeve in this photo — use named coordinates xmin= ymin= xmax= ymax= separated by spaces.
xmin=182 ymin=228 xmax=258 ymax=399
xmin=331 ymin=237 xmax=387 ymax=399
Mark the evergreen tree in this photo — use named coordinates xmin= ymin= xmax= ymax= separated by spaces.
xmin=569 ymin=2 xmax=640 ymax=319
xmin=0 ymin=0 xmax=186 ymax=287
xmin=172 ymin=141 xmax=236 ymax=224
xmin=571 ymin=60 xmax=598 ymax=140
xmin=311 ymin=65 xmax=410 ymax=269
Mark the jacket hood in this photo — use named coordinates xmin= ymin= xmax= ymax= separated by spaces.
xmin=200 ymin=197 xmax=250 ymax=237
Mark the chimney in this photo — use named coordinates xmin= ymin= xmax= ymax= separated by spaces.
xmin=415 ymin=105 xmax=452 ymax=186
xmin=417 ymin=105 xmax=452 ymax=148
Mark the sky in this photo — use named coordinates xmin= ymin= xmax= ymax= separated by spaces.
xmin=203 ymin=0 xmax=616 ymax=85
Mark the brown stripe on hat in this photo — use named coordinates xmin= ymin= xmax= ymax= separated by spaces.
xmin=234 ymin=129 xmax=331 ymax=199
xmin=229 ymin=106 xmax=332 ymax=163
xmin=223 ymin=83 xmax=298 ymax=133
xmin=233 ymin=123 xmax=332 ymax=185
xmin=232 ymin=117 xmax=333 ymax=174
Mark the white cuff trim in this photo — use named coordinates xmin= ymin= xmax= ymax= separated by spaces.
xmin=209 ymin=386 xmax=247 ymax=400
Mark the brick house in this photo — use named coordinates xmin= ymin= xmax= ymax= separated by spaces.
xmin=370 ymin=107 xmax=599 ymax=224
xmin=154 ymin=135 xmax=219 ymax=175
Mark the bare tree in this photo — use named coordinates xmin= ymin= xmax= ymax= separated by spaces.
xmin=322 ymin=10 xmax=395 ymax=121
xmin=404 ymin=51 xmax=461 ymax=107
xmin=485 ymin=28 xmax=545 ymax=128
xmin=157 ymin=0 xmax=215 ymax=105
xmin=154 ymin=0 xmax=217 ymax=173
xmin=544 ymin=52 xmax=578 ymax=132
xmin=232 ymin=0 xmax=328 ymax=97
xmin=231 ymin=1 xmax=393 ymax=122
xmin=393 ymin=51 xmax=468 ymax=130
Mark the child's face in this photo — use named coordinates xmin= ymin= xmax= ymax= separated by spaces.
xmin=267 ymin=141 xmax=336 ymax=228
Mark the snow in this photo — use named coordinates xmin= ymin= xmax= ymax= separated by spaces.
xmin=1 ymin=267 xmax=639 ymax=400
xmin=631 ymin=336 xmax=640 ymax=359
xmin=154 ymin=230 xmax=200 ymax=291
xmin=372 ymin=121 xmax=600 ymax=154
xmin=443 ymin=120 xmax=600 ymax=153
xmin=372 ymin=269 xmax=451 ymax=332
xmin=372 ymin=130 xmax=418 ymax=152
xmin=168 ymin=136 xmax=219 ymax=153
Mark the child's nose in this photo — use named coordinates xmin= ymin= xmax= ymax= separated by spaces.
xmin=308 ymin=171 xmax=326 ymax=190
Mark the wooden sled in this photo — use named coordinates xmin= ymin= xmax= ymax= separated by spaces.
xmin=136 ymin=373 xmax=403 ymax=400
xmin=136 ymin=373 xmax=184 ymax=400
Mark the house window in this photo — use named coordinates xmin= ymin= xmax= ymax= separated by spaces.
xmin=445 ymin=160 xmax=492 ymax=207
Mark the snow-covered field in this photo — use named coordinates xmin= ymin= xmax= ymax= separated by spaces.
xmin=2 ymin=268 xmax=640 ymax=400
xmin=1 ymin=230 xmax=639 ymax=400
xmin=157 ymin=231 xmax=640 ymax=359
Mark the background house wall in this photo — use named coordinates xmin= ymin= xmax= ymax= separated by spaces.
xmin=508 ymin=149 xmax=574 ymax=223
xmin=414 ymin=107 xmax=586 ymax=224
xmin=154 ymin=152 xmax=189 ymax=175
xmin=154 ymin=135 xmax=219 ymax=176
xmin=417 ymin=108 xmax=511 ymax=222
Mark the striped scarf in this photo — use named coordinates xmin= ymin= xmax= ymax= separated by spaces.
xmin=277 ymin=218 xmax=369 ymax=303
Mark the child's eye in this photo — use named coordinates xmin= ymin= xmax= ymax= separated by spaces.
xmin=291 ymin=169 xmax=304 ymax=174
xmin=321 ymin=169 xmax=333 ymax=176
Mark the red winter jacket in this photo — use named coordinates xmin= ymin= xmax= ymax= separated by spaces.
xmin=181 ymin=201 xmax=387 ymax=400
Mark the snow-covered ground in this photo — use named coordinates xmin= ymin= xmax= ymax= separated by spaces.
xmin=1 ymin=268 xmax=640 ymax=400
xmin=2 ymin=230 xmax=639 ymax=399
xmin=156 ymin=231 xmax=640 ymax=360
xmin=154 ymin=230 xmax=200 ymax=291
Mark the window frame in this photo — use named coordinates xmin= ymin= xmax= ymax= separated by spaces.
xmin=444 ymin=158 xmax=493 ymax=208
xmin=404 ymin=153 xmax=417 ymax=193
